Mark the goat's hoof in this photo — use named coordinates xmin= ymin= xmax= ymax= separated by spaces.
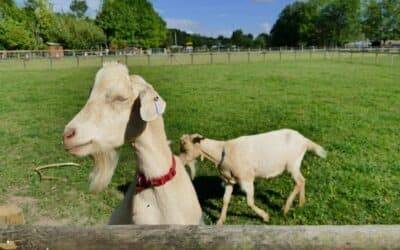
xmin=262 ymin=214 xmax=270 ymax=222
xmin=283 ymin=207 xmax=289 ymax=215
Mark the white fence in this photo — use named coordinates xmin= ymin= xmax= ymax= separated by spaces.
xmin=0 ymin=48 xmax=399 ymax=70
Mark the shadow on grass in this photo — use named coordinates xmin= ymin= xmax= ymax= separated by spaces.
xmin=116 ymin=175 xmax=284 ymax=224
xmin=193 ymin=176 xmax=284 ymax=223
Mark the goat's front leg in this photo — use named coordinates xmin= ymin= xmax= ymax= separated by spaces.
xmin=217 ymin=184 xmax=233 ymax=225
xmin=241 ymin=181 xmax=269 ymax=222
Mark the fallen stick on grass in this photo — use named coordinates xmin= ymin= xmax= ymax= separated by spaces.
xmin=34 ymin=162 xmax=80 ymax=182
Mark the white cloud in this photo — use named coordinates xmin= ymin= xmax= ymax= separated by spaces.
xmin=165 ymin=18 xmax=201 ymax=34
xmin=260 ymin=22 xmax=271 ymax=33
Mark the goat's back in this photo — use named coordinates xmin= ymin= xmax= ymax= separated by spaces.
xmin=226 ymin=129 xmax=309 ymax=178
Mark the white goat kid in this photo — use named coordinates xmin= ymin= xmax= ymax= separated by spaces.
xmin=180 ymin=129 xmax=326 ymax=225
xmin=63 ymin=62 xmax=202 ymax=225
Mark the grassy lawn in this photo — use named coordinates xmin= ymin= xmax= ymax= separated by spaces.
xmin=0 ymin=59 xmax=399 ymax=225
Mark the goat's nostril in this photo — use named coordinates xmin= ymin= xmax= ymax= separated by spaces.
xmin=64 ymin=128 xmax=76 ymax=140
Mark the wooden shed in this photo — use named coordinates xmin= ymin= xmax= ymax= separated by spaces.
xmin=47 ymin=42 xmax=64 ymax=58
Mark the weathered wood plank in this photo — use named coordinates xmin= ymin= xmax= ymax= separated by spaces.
xmin=0 ymin=225 xmax=399 ymax=250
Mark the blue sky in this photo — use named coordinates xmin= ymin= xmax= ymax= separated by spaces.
xmin=15 ymin=0 xmax=295 ymax=37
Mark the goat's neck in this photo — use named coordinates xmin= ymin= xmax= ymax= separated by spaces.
xmin=133 ymin=117 xmax=172 ymax=179
xmin=200 ymin=139 xmax=225 ymax=166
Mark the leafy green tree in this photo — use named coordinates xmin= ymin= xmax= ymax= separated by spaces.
xmin=231 ymin=29 xmax=254 ymax=48
xmin=362 ymin=0 xmax=384 ymax=43
xmin=55 ymin=14 xmax=106 ymax=49
xmin=0 ymin=0 xmax=36 ymax=49
xmin=254 ymin=33 xmax=270 ymax=48
xmin=315 ymin=0 xmax=361 ymax=46
xmin=96 ymin=0 xmax=166 ymax=48
xmin=381 ymin=0 xmax=400 ymax=40
xmin=0 ymin=18 xmax=36 ymax=49
xmin=70 ymin=0 xmax=88 ymax=18
xmin=24 ymin=0 xmax=58 ymax=48
xmin=270 ymin=1 xmax=318 ymax=47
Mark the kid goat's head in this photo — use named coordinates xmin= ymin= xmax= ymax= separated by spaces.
xmin=62 ymin=62 xmax=166 ymax=192
xmin=180 ymin=134 xmax=204 ymax=162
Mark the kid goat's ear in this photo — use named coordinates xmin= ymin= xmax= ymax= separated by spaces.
xmin=191 ymin=134 xmax=204 ymax=144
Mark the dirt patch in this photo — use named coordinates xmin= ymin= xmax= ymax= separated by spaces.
xmin=5 ymin=195 xmax=73 ymax=226
xmin=6 ymin=196 xmax=37 ymax=207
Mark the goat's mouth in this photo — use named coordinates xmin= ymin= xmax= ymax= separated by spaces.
xmin=65 ymin=141 xmax=92 ymax=154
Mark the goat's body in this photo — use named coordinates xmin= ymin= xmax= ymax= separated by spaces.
xmin=110 ymin=160 xmax=202 ymax=225
xmin=224 ymin=129 xmax=316 ymax=181
xmin=180 ymin=129 xmax=326 ymax=224
xmin=110 ymin=118 xmax=202 ymax=225
xmin=133 ymin=160 xmax=202 ymax=224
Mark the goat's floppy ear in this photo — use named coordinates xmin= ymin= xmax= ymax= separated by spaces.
xmin=191 ymin=134 xmax=204 ymax=144
xmin=139 ymin=87 xmax=166 ymax=122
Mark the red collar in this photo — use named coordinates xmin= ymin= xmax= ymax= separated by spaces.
xmin=135 ymin=155 xmax=176 ymax=193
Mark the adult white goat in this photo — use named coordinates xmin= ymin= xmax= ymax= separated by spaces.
xmin=63 ymin=62 xmax=202 ymax=225
xmin=180 ymin=129 xmax=326 ymax=224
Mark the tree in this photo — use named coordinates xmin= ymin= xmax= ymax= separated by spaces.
xmin=362 ymin=0 xmax=384 ymax=44
xmin=254 ymin=33 xmax=270 ymax=48
xmin=24 ymin=0 xmax=57 ymax=48
xmin=0 ymin=0 xmax=36 ymax=49
xmin=70 ymin=0 xmax=88 ymax=18
xmin=0 ymin=0 xmax=15 ymax=7
xmin=55 ymin=14 xmax=106 ymax=49
xmin=231 ymin=29 xmax=254 ymax=48
xmin=0 ymin=18 xmax=36 ymax=49
xmin=380 ymin=0 xmax=400 ymax=41
xmin=315 ymin=0 xmax=361 ymax=46
xmin=96 ymin=0 xmax=167 ymax=48
xmin=270 ymin=1 xmax=317 ymax=47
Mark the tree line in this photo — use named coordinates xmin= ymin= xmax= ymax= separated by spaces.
xmin=270 ymin=0 xmax=400 ymax=47
xmin=0 ymin=0 xmax=399 ymax=50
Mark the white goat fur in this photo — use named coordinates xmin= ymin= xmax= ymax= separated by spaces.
xmin=64 ymin=62 xmax=202 ymax=224
xmin=180 ymin=129 xmax=326 ymax=224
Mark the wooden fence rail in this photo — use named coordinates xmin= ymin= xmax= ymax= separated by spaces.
xmin=1 ymin=225 xmax=399 ymax=249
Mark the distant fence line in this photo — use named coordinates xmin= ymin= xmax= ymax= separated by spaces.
xmin=0 ymin=48 xmax=399 ymax=70
xmin=1 ymin=47 xmax=400 ymax=60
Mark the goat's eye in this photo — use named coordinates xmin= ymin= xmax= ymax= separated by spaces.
xmin=113 ymin=96 xmax=128 ymax=102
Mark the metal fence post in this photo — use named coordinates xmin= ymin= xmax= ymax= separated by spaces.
xmin=227 ymin=52 xmax=231 ymax=64
xmin=125 ymin=54 xmax=128 ymax=66
xmin=191 ymin=53 xmax=194 ymax=65
xmin=279 ymin=48 xmax=282 ymax=62
xmin=263 ymin=51 xmax=266 ymax=63
xmin=49 ymin=57 xmax=53 ymax=69
xmin=23 ymin=59 xmax=26 ymax=69
xmin=294 ymin=49 xmax=297 ymax=61
xmin=169 ymin=53 xmax=173 ymax=64
xmin=391 ymin=54 xmax=394 ymax=66
xmin=375 ymin=52 xmax=378 ymax=64
xmin=101 ymin=55 xmax=104 ymax=66
xmin=147 ymin=54 xmax=151 ymax=66
xmin=210 ymin=53 xmax=213 ymax=64
xmin=247 ymin=51 xmax=250 ymax=63
xmin=76 ymin=55 xmax=79 ymax=67
xmin=350 ymin=51 xmax=353 ymax=63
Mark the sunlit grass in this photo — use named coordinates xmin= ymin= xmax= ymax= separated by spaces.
xmin=0 ymin=59 xmax=399 ymax=225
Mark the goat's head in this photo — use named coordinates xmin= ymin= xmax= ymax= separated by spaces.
xmin=62 ymin=62 xmax=166 ymax=192
xmin=180 ymin=134 xmax=204 ymax=162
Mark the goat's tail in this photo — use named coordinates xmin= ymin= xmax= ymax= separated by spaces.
xmin=306 ymin=139 xmax=327 ymax=158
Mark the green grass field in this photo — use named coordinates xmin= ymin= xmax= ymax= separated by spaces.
xmin=0 ymin=58 xmax=399 ymax=225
